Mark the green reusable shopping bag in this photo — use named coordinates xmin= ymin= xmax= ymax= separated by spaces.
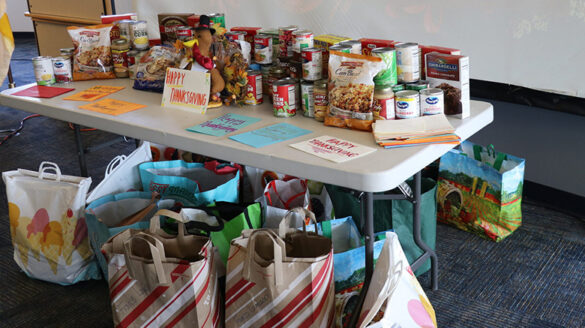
xmin=325 ymin=178 xmax=437 ymax=276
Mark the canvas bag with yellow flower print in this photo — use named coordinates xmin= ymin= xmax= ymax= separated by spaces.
xmin=3 ymin=162 xmax=100 ymax=285
xmin=357 ymin=231 xmax=437 ymax=328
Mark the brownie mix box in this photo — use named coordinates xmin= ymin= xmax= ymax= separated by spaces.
xmin=420 ymin=45 xmax=461 ymax=79
xmin=425 ymin=52 xmax=469 ymax=119
xmin=158 ymin=13 xmax=194 ymax=44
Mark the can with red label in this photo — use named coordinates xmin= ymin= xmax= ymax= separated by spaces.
xmin=373 ymin=86 xmax=395 ymax=120
xmin=245 ymin=69 xmax=263 ymax=105
xmin=176 ymin=26 xmax=194 ymax=41
xmin=395 ymin=90 xmax=420 ymax=119
xmin=278 ymin=25 xmax=298 ymax=59
xmin=254 ymin=34 xmax=273 ymax=64
xmin=52 ymin=57 xmax=72 ymax=83
xmin=272 ymin=78 xmax=297 ymax=117
xmin=292 ymin=29 xmax=313 ymax=60
xmin=225 ymin=31 xmax=246 ymax=42
xmin=301 ymin=47 xmax=322 ymax=81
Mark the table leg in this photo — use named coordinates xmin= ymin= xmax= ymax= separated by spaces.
xmin=73 ymin=124 xmax=88 ymax=177
xmin=348 ymin=191 xmax=374 ymax=328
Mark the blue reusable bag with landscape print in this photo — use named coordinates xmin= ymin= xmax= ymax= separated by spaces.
xmin=437 ymin=141 xmax=525 ymax=241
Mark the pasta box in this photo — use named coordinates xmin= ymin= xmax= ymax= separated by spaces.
xmin=359 ymin=38 xmax=397 ymax=56
xmin=420 ymin=45 xmax=461 ymax=79
xmin=425 ymin=52 xmax=470 ymax=119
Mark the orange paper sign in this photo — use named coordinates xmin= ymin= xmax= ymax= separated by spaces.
xmin=78 ymin=98 xmax=146 ymax=115
xmin=64 ymin=85 xmax=125 ymax=101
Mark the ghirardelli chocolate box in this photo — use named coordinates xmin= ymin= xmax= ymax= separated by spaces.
xmin=158 ymin=13 xmax=193 ymax=44
xmin=419 ymin=45 xmax=460 ymax=79
xmin=425 ymin=52 xmax=469 ymax=119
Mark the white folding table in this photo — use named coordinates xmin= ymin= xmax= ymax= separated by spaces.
xmin=0 ymin=79 xmax=493 ymax=323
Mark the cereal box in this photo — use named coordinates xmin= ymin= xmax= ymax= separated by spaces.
xmin=425 ymin=53 xmax=469 ymax=119
xmin=359 ymin=38 xmax=397 ymax=56
xmin=420 ymin=45 xmax=461 ymax=79
xmin=314 ymin=34 xmax=351 ymax=78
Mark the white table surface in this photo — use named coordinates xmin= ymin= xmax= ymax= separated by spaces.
xmin=0 ymin=80 xmax=493 ymax=192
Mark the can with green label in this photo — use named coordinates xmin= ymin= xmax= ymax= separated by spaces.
xmin=391 ymin=84 xmax=405 ymax=92
xmin=208 ymin=13 xmax=225 ymax=28
xmin=371 ymin=47 xmax=397 ymax=86
xmin=406 ymin=80 xmax=430 ymax=91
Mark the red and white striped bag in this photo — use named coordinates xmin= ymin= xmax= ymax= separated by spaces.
xmin=102 ymin=212 xmax=220 ymax=328
xmin=225 ymin=209 xmax=335 ymax=328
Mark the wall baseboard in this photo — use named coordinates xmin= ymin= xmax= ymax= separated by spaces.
xmin=524 ymin=180 xmax=585 ymax=219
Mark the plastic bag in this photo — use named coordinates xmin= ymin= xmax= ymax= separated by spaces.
xmin=133 ymin=46 xmax=181 ymax=93
xmin=67 ymin=24 xmax=115 ymax=81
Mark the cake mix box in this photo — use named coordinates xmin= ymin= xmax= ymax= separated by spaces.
xmin=359 ymin=38 xmax=398 ymax=56
xmin=158 ymin=13 xmax=193 ymax=44
xmin=420 ymin=45 xmax=461 ymax=79
xmin=314 ymin=34 xmax=352 ymax=78
xmin=425 ymin=52 xmax=469 ymax=119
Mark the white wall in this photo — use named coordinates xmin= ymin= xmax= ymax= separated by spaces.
xmin=6 ymin=0 xmax=33 ymax=32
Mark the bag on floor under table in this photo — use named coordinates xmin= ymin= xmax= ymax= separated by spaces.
xmin=2 ymin=162 xmax=100 ymax=284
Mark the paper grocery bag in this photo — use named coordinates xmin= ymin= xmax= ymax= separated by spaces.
xmin=102 ymin=211 xmax=220 ymax=328
xmin=225 ymin=212 xmax=335 ymax=328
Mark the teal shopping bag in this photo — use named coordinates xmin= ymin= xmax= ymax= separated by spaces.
xmin=139 ymin=160 xmax=241 ymax=206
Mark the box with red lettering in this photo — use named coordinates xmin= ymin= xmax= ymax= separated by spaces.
xmin=359 ymin=38 xmax=397 ymax=56
xmin=420 ymin=45 xmax=461 ymax=79
xmin=425 ymin=52 xmax=469 ymax=119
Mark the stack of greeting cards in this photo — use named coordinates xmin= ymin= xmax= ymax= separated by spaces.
xmin=372 ymin=114 xmax=460 ymax=149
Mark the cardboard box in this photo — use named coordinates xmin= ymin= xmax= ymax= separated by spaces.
xmin=359 ymin=38 xmax=397 ymax=56
xmin=158 ymin=13 xmax=193 ymax=44
xmin=314 ymin=34 xmax=351 ymax=78
xmin=425 ymin=53 xmax=469 ymax=119
xmin=420 ymin=45 xmax=461 ymax=79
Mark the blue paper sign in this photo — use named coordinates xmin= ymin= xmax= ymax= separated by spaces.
xmin=229 ymin=123 xmax=312 ymax=148
xmin=187 ymin=113 xmax=261 ymax=136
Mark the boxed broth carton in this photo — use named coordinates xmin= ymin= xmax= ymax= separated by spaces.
xmin=425 ymin=52 xmax=470 ymax=119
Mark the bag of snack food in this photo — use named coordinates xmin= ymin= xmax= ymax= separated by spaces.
xmin=133 ymin=46 xmax=181 ymax=93
xmin=325 ymin=51 xmax=383 ymax=131
xmin=67 ymin=24 xmax=116 ymax=81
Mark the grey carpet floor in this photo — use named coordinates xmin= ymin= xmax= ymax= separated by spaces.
xmin=1 ymin=37 xmax=584 ymax=328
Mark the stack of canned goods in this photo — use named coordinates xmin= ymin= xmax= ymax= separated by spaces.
xmin=32 ymin=48 xmax=75 ymax=85
xmin=394 ymin=88 xmax=444 ymax=118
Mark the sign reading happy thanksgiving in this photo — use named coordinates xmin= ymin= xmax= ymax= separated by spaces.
xmin=161 ymin=68 xmax=210 ymax=114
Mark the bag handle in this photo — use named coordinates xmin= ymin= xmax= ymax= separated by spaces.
xmin=473 ymin=144 xmax=507 ymax=171
xmin=38 ymin=162 xmax=62 ymax=182
xmin=278 ymin=207 xmax=318 ymax=239
xmin=105 ymin=155 xmax=127 ymax=177
xmin=150 ymin=209 xmax=188 ymax=240
xmin=243 ymin=229 xmax=286 ymax=286
xmin=123 ymin=232 xmax=168 ymax=285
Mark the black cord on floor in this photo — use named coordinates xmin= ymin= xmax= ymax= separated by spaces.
xmin=0 ymin=114 xmax=40 ymax=146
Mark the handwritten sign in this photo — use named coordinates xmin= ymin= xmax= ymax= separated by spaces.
xmin=187 ymin=113 xmax=261 ymax=136
xmin=229 ymin=123 xmax=312 ymax=148
xmin=64 ymin=85 xmax=125 ymax=101
xmin=78 ymin=99 xmax=146 ymax=116
xmin=162 ymin=67 xmax=210 ymax=114
xmin=290 ymin=135 xmax=376 ymax=163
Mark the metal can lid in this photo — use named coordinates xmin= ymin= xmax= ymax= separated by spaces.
xmin=117 ymin=19 xmax=135 ymax=24
xmin=395 ymin=90 xmax=419 ymax=98
xmin=51 ymin=56 xmax=68 ymax=62
xmin=279 ymin=25 xmax=298 ymax=31
xmin=59 ymin=47 xmax=74 ymax=53
xmin=246 ymin=69 xmax=261 ymax=75
xmin=374 ymin=84 xmax=394 ymax=91
xmin=314 ymin=79 xmax=328 ymax=89
xmin=255 ymin=33 xmax=271 ymax=39
xmin=274 ymin=77 xmax=297 ymax=86
xmin=339 ymin=40 xmax=360 ymax=46
xmin=301 ymin=47 xmax=320 ymax=53
xmin=131 ymin=20 xmax=147 ymax=24
xmin=420 ymin=88 xmax=444 ymax=96
xmin=292 ymin=29 xmax=312 ymax=36
xmin=208 ymin=13 xmax=225 ymax=17
xmin=372 ymin=47 xmax=395 ymax=53
xmin=329 ymin=44 xmax=352 ymax=50
xmin=32 ymin=56 xmax=50 ymax=61
xmin=270 ymin=66 xmax=285 ymax=74
xmin=394 ymin=42 xmax=419 ymax=49
xmin=113 ymin=39 xmax=129 ymax=46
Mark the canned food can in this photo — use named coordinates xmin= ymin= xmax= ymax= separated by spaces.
xmin=208 ymin=13 xmax=226 ymax=28
xmin=278 ymin=26 xmax=298 ymax=58
xmin=329 ymin=44 xmax=352 ymax=53
xmin=292 ymin=29 xmax=314 ymax=58
xmin=301 ymin=81 xmax=315 ymax=117
xmin=254 ymin=34 xmax=273 ymax=64
xmin=406 ymin=80 xmax=430 ymax=91
xmin=245 ymin=69 xmax=263 ymax=105
xmin=176 ymin=26 xmax=194 ymax=42
xmin=301 ymin=47 xmax=322 ymax=81
xmin=395 ymin=90 xmax=420 ymax=119
xmin=313 ymin=79 xmax=328 ymax=122
xmin=59 ymin=47 xmax=74 ymax=61
xmin=395 ymin=42 xmax=420 ymax=83
xmin=392 ymin=84 xmax=405 ymax=92
xmin=273 ymin=78 xmax=297 ymax=117
xmin=32 ymin=56 xmax=55 ymax=85
xmin=117 ymin=19 xmax=133 ymax=42
xmin=131 ymin=20 xmax=149 ymax=50
xmin=288 ymin=59 xmax=302 ymax=80
xmin=371 ymin=47 xmax=397 ymax=86
xmin=225 ymin=31 xmax=245 ymax=42
xmin=52 ymin=57 xmax=72 ymax=83
xmin=420 ymin=88 xmax=444 ymax=115
xmin=339 ymin=40 xmax=362 ymax=54
xmin=373 ymin=86 xmax=395 ymax=120
xmin=127 ymin=50 xmax=138 ymax=66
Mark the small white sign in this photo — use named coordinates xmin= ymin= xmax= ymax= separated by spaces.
xmin=161 ymin=67 xmax=210 ymax=114
xmin=290 ymin=135 xmax=377 ymax=163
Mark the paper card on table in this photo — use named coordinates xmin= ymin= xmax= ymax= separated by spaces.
xmin=161 ymin=68 xmax=210 ymax=114
xmin=64 ymin=85 xmax=125 ymax=101
xmin=229 ymin=123 xmax=312 ymax=148
xmin=78 ymin=98 xmax=146 ymax=116
xmin=12 ymin=85 xmax=75 ymax=98
xmin=290 ymin=135 xmax=377 ymax=163
xmin=187 ymin=113 xmax=261 ymax=136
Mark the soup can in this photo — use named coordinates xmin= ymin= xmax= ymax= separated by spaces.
xmin=420 ymin=88 xmax=444 ymax=115
xmin=395 ymin=42 xmax=420 ymax=83
xmin=254 ymin=34 xmax=273 ymax=64
xmin=392 ymin=84 xmax=405 ymax=92
xmin=288 ymin=59 xmax=302 ymax=80
xmin=225 ymin=31 xmax=246 ymax=42
xmin=208 ymin=13 xmax=226 ymax=28
xmin=406 ymin=80 xmax=430 ymax=91
xmin=130 ymin=20 xmax=149 ymax=50
xmin=52 ymin=57 xmax=72 ymax=83
xmin=116 ymin=19 xmax=133 ymax=42
xmin=339 ymin=40 xmax=362 ymax=54
xmin=292 ymin=29 xmax=314 ymax=59
xmin=176 ymin=26 xmax=194 ymax=42
xmin=32 ymin=56 xmax=55 ymax=85
xmin=301 ymin=81 xmax=315 ymax=117
xmin=329 ymin=44 xmax=352 ymax=53
xmin=301 ymin=47 xmax=322 ymax=81
xmin=371 ymin=47 xmax=397 ymax=86
xmin=278 ymin=25 xmax=298 ymax=58
xmin=245 ymin=69 xmax=263 ymax=105
xmin=395 ymin=90 xmax=420 ymax=119
xmin=273 ymin=78 xmax=297 ymax=117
